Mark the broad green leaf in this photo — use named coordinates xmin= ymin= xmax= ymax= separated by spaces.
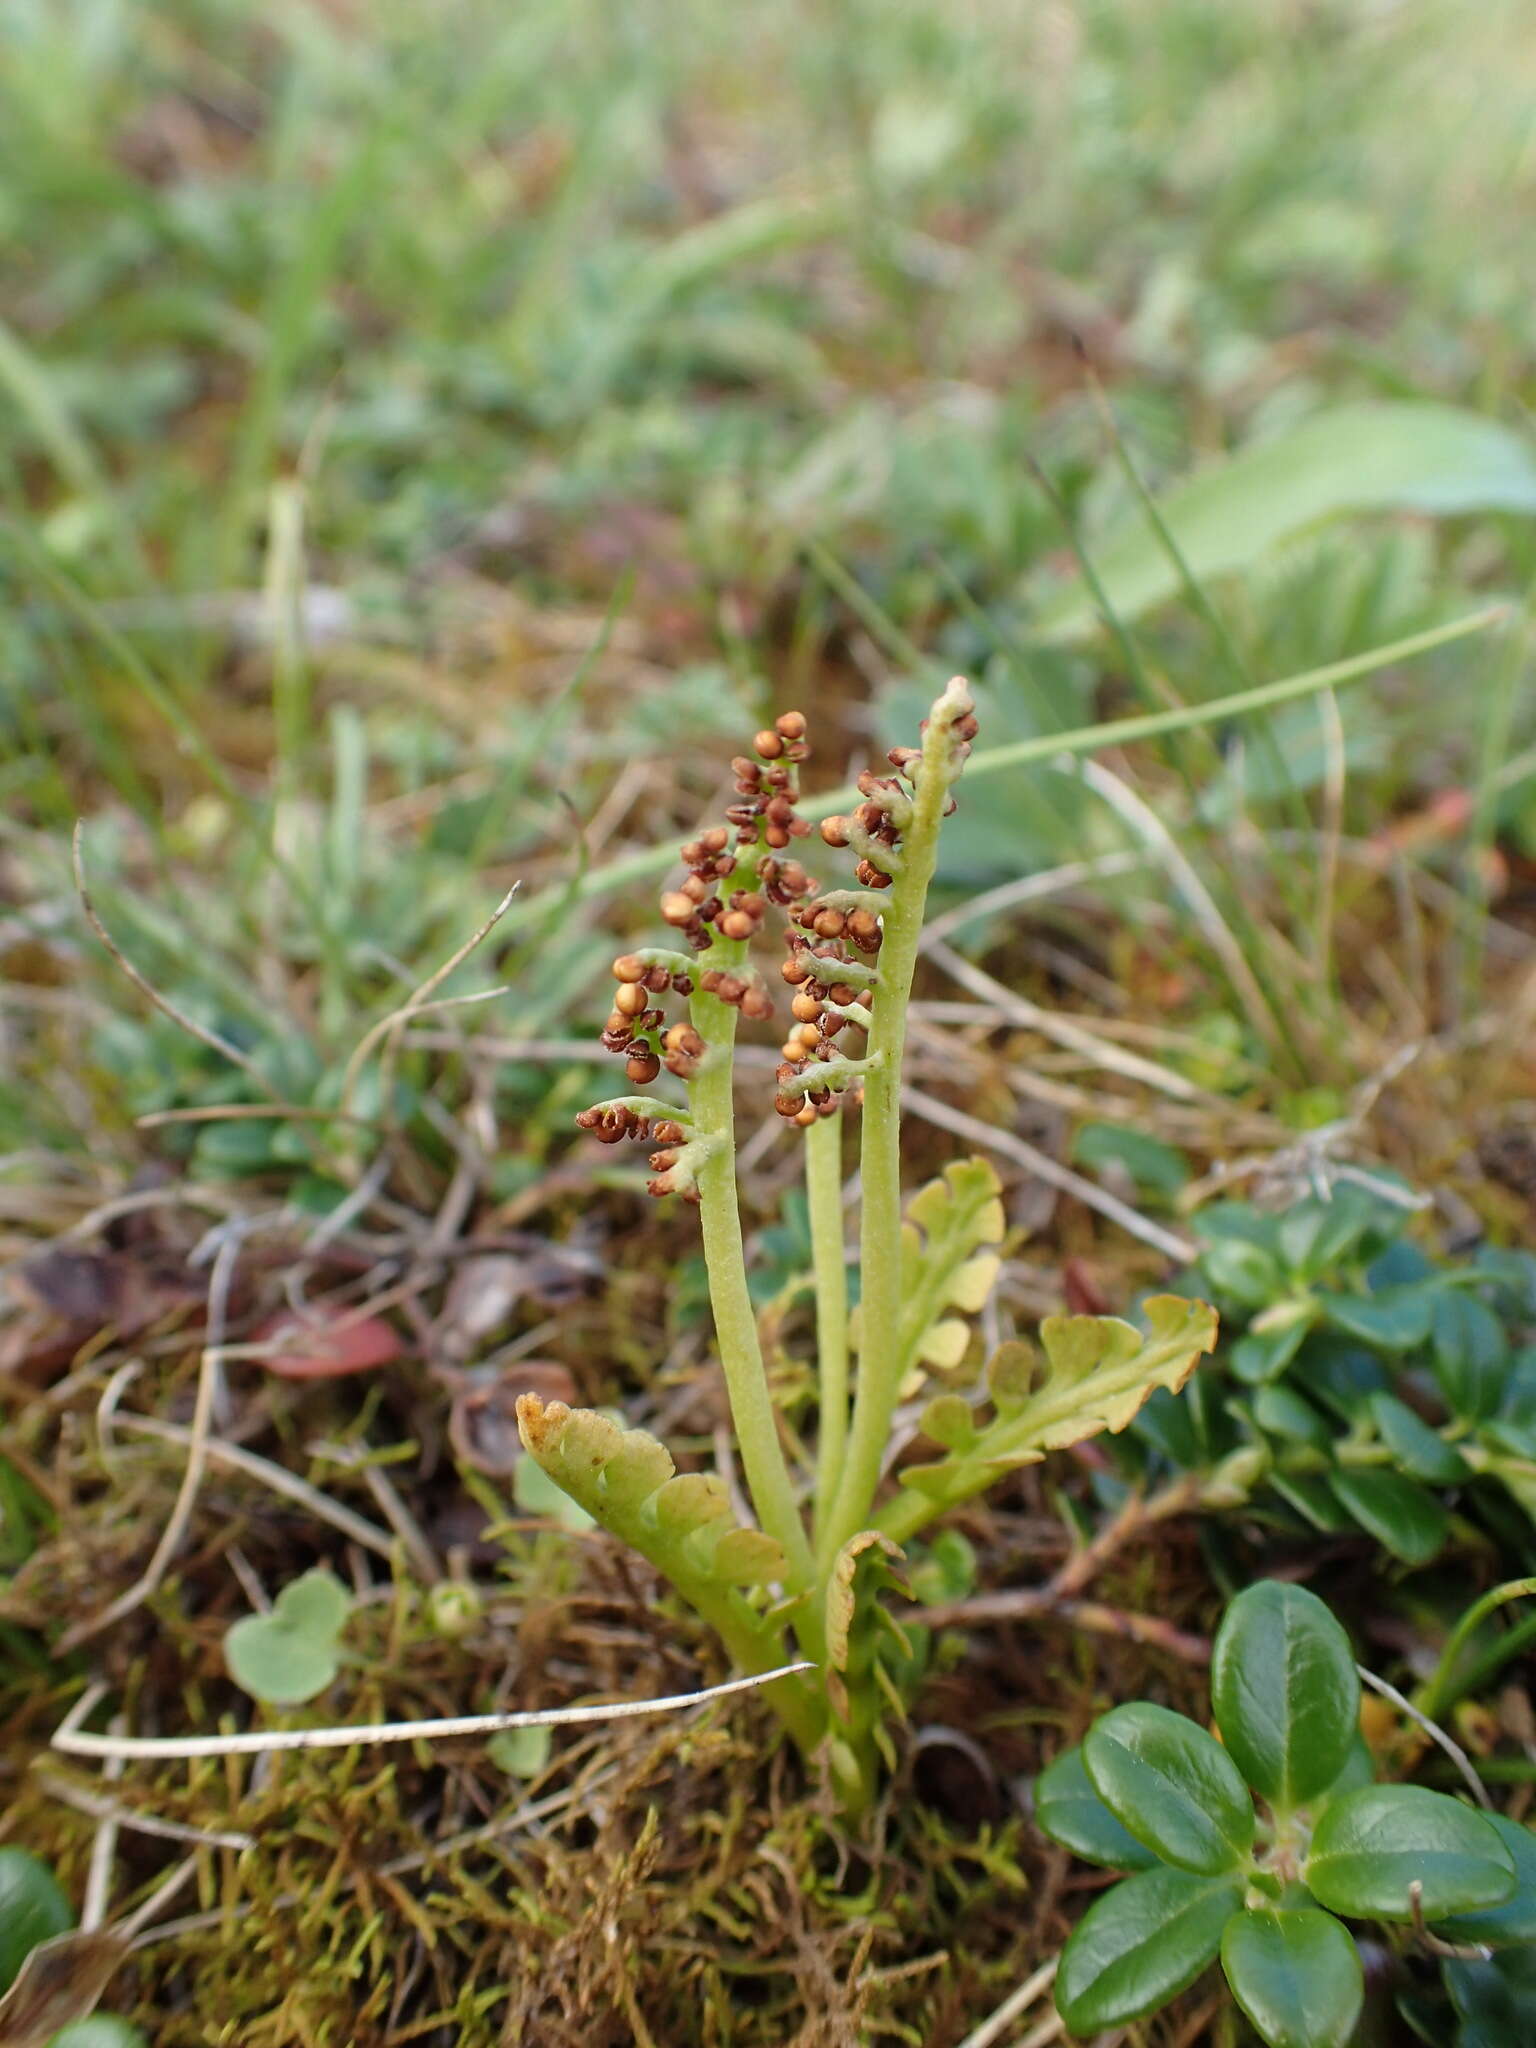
xmin=1232 ymin=1320 xmax=1311 ymax=1385
xmin=1370 ymin=1392 xmax=1470 ymax=1484
xmin=1032 ymin=402 xmax=1536 ymax=641
xmin=1070 ymin=1122 xmax=1190 ymax=1200
xmin=1252 ymin=1384 xmax=1332 ymax=1450
xmin=1305 ymin=1785 xmax=1516 ymax=1920
xmin=1221 ymin=1908 xmax=1363 ymax=2048
xmin=1268 ymin=1470 xmax=1358 ymax=1536
xmin=0 ymin=1848 xmax=73 ymax=1994
xmin=1277 ymin=1193 xmax=1383 ymax=1282
xmin=1444 ymin=1948 xmax=1536 ymax=2047
xmin=1201 ymin=1238 xmax=1282 ymax=1310
xmin=1329 ymin=1466 xmax=1448 ymax=1564
xmin=224 ymin=1567 xmax=354 ymax=1706
xmin=1210 ymin=1581 xmax=1360 ymax=1810
xmin=1033 ymin=1746 xmax=1159 ymax=1871
xmin=1084 ymin=1703 xmax=1253 ymax=1873
xmin=1316 ymin=1286 xmax=1434 ymax=1354
xmin=515 ymin=1397 xmax=792 ymax=1671
xmin=1314 ymin=1734 xmax=1378 ymax=1807
xmin=1434 ymin=1814 xmax=1536 ymax=1946
xmin=1055 ymin=1867 xmax=1242 ymax=2032
xmin=1433 ymin=1292 xmax=1509 ymax=1422
xmin=881 ymin=1296 xmax=1217 ymax=1541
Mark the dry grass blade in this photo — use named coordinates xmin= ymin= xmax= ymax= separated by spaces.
xmin=921 ymin=937 xmax=1204 ymax=1103
xmin=57 ymin=1230 xmax=243 ymax=1652
xmin=901 ymin=1084 xmax=1196 ymax=1261
xmin=72 ymin=821 xmax=278 ymax=1095
xmin=52 ymin=1664 xmax=816 ymax=1763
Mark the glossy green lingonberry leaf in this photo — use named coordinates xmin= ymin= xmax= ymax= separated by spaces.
xmin=1433 ymin=1813 xmax=1536 ymax=1946
xmin=1220 ymin=1908 xmax=1363 ymax=2048
xmin=1084 ymin=1702 xmax=1253 ymax=1873
xmin=224 ymin=1566 xmax=353 ymax=1705
xmin=1033 ymin=1746 xmax=1159 ymax=1871
xmin=0 ymin=1849 xmax=73 ymax=1993
xmin=1252 ymin=1383 xmax=1333 ymax=1449
xmin=1443 ymin=1946 xmax=1536 ymax=2048
xmin=1202 ymin=1237 xmax=1283 ymax=1310
xmin=1232 ymin=1320 xmax=1312 ymax=1385
xmin=883 ymin=1296 xmax=1217 ymax=1540
xmin=1055 ymin=1866 xmax=1243 ymax=2033
xmin=1305 ymin=1785 xmax=1516 ymax=1920
xmin=1432 ymin=1291 xmax=1509 ymax=1422
xmin=1277 ymin=1189 xmax=1385 ymax=1281
xmin=1210 ymin=1580 xmax=1360 ymax=1810
xmin=1328 ymin=1466 xmax=1448 ymax=1565
xmin=1315 ymin=1285 xmax=1435 ymax=1353
xmin=1369 ymin=1392 xmax=1471 ymax=1484
xmin=1313 ymin=1733 xmax=1378 ymax=1807
xmin=1269 ymin=1470 xmax=1358 ymax=1535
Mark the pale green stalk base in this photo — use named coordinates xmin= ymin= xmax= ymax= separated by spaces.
xmin=820 ymin=683 xmax=972 ymax=1566
xmin=688 ymin=987 xmax=817 ymax=1597
xmin=806 ymin=1108 xmax=850 ymax=1543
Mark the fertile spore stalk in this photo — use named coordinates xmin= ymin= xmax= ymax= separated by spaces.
xmin=522 ymin=677 xmax=1215 ymax=1809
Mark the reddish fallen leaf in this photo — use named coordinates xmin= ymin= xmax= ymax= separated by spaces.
xmin=252 ymin=1308 xmax=404 ymax=1380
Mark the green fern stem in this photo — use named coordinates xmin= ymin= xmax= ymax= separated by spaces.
xmin=820 ymin=680 xmax=974 ymax=1563
xmin=688 ymin=978 xmax=818 ymax=1599
xmin=806 ymin=1107 xmax=850 ymax=1541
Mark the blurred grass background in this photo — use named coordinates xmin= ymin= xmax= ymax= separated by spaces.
xmin=2 ymin=0 xmax=1535 ymax=1195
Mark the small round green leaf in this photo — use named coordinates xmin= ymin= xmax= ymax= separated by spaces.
xmin=1056 ymin=1866 xmax=1243 ymax=2033
xmin=224 ymin=1567 xmax=354 ymax=1705
xmin=0 ymin=1848 xmax=73 ymax=1993
xmin=1084 ymin=1703 xmax=1254 ymax=1873
xmin=1328 ymin=1466 xmax=1448 ymax=1565
xmin=1433 ymin=1814 xmax=1536 ymax=1946
xmin=270 ymin=1567 xmax=352 ymax=1641
xmin=1305 ymin=1785 xmax=1516 ymax=1920
xmin=1033 ymin=1747 xmax=1159 ymax=1871
xmin=224 ymin=1616 xmax=338 ymax=1704
xmin=1221 ymin=1908 xmax=1363 ymax=2048
xmin=1210 ymin=1581 xmax=1360 ymax=1810
xmin=49 ymin=2021 xmax=150 ymax=2047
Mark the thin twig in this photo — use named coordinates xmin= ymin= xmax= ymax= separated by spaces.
xmin=1356 ymin=1664 xmax=1491 ymax=1809
xmin=111 ymin=1413 xmax=397 ymax=1558
xmin=59 ymin=1231 xmax=244 ymax=1651
xmin=337 ymin=883 xmax=519 ymax=1126
xmin=1407 ymin=1879 xmax=1493 ymax=1961
xmin=901 ymin=1084 xmax=1195 ymax=1262
xmin=1064 ymin=754 xmax=1286 ymax=1057
xmin=73 ymin=822 xmax=279 ymax=1095
xmin=52 ymin=1664 xmax=815 ymax=1763
xmin=922 ymin=937 xmax=1203 ymax=1103
xmin=35 ymin=1772 xmax=256 ymax=1852
xmin=80 ymin=1721 xmax=124 ymax=1931
xmin=953 ymin=1958 xmax=1059 ymax=2048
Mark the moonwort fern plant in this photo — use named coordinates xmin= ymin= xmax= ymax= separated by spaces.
xmin=516 ymin=678 xmax=1217 ymax=1810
